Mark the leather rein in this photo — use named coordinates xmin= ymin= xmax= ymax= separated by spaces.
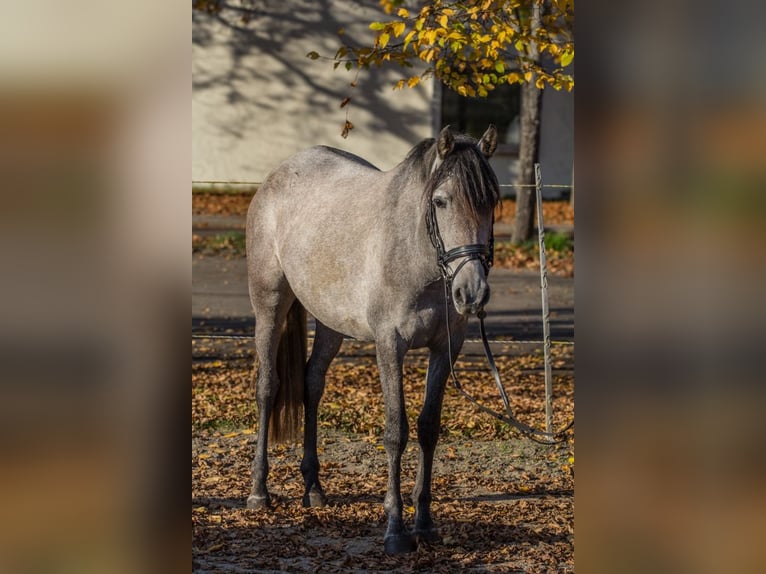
xmin=426 ymin=198 xmax=573 ymax=445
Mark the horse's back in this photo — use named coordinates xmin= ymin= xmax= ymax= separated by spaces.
xmin=262 ymin=145 xmax=379 ymax=195
xmin=248 ymin=145 xmax=381 ymax=229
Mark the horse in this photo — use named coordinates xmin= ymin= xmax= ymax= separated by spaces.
xmin=245 ymin=125 xmax=500 ymax=554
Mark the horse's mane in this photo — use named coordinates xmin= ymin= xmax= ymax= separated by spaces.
xmin=391 ymin=134 xmax=500 ymax=225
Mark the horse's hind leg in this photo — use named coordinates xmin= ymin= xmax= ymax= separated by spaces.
xmin=246 ymin=274 xmax=294 ymax=509
xmin=300 ymin=320 xmax=343 ymax=507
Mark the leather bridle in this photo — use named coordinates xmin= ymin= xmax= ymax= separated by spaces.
xmin=425 ymin=196 xmax=495 ymax=287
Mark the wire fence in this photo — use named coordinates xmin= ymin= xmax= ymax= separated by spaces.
xmin=191 ymin=173 xmax=574 ymax=350
xmin=191 ymin=165 xmax=574 ymax=438
xmin=192 ymin=180 xmax=573 ymax=191
xmin=191 ymin=332 xmax=573 ymax=347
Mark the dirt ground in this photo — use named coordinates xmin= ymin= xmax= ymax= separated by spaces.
xmin=192 ymin=339 xmax=574 ymax=573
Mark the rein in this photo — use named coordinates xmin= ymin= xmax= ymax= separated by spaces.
xmin=427 ymin=199 xmax=573 ymax=445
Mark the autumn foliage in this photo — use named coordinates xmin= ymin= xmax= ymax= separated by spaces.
xmin=323 ymin=0 xmax=574 ymax=96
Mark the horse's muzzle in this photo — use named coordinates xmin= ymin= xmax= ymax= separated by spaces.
xmin=452 ymin=272 xmax=490 ymax=316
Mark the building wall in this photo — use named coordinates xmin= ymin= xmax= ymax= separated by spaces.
xmin=193 ymin=1 xmax=573 ymax=192
xmin=193 ymin=0 xmax=433 ymax=183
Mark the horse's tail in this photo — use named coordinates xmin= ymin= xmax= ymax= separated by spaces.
xmin=269 ymin=299 xmax=307 ymax=444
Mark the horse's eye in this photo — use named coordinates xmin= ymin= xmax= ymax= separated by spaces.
xmin=433 ymin=197 xmax=447 ymax=209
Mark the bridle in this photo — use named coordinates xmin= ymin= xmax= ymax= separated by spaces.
xmin=424 ymin=183 xmax=573 ymax=445
xmin=425 ymin=195 xmax=495 ymax=285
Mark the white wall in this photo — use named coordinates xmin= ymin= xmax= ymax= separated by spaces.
xmin=193 ymin=0 xmax=433 ymax=182
xmin=193 ymin=0 xmax=573 ymax=195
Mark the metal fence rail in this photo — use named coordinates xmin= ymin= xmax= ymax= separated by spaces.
xmin=192 ymin=180 xmax=573 ymax=192
xmin=191 ymin=332 xmax=573 ymax=346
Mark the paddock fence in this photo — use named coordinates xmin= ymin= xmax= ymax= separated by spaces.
xmin=192 ymin=164 xmax=573 ymax=438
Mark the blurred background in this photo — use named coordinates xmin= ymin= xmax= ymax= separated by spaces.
xmin=0 ymin=1 xmax=764 ymax=573
xmin=576 ymin=1 xmax=766 ymax=572
xmin=0 ymin=2 xmax=187 ymax=573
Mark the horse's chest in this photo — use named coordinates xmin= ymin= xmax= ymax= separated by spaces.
xmin=401 ymin=305 xmax=443 ymax=349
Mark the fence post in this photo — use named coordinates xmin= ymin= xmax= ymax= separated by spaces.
xmin=534 ymin=163 xmax=554 ymax=435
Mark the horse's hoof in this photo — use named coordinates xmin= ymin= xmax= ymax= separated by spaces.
xmin=414 ymin=526 xmax=440 ymax=544
xmin=302 ymin=488 xmax=327 ymax=508
xmin=384 ymin=533 xmax=417 ymax=554
xmin=246 ymin=494 xmax=270 ymax=509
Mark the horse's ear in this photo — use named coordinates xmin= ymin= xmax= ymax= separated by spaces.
xmin=478 ymin=124 xmax=498 ymax=158
xmin=437 ymin=125 xmax=455 ymax=159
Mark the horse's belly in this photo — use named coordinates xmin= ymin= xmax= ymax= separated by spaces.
xmin=282 ymin=263 xmax=375 ymax=342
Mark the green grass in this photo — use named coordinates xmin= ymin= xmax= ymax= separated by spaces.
xmin=544 ymin=232 xmax=573 ymax=252
xmin=192 ymin=231 xmax=246 ymax=255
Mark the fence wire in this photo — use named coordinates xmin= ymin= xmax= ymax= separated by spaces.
xmin=191 ymin=332 xmax=573 ymax=346
xmin=192 ymin=180 xmax=572 ymax=190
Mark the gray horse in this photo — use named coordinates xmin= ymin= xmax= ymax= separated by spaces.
xmin=245 ymin=125 xmax=499 ymax=554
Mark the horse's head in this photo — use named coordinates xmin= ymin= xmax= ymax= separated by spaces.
xmin=426 ymin=125 xmax=500 ymax=315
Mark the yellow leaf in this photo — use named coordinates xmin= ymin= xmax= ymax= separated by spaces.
xmin=397 ymin=7 xmax=409 ymax=17
xmin=407 ymin=76 xmax=420 ymax=88
xmin=560 ymin=48 xmax=574 ymax=67
xmin=524 ymin=70 xmax=533 ymax=82
xmin=535 ymin=76 xmax=546 ymax=89
xmin=404 ymin=30 xmax=416 ymax=49
xmin=392 ymin=21 xmax=406 ymax=38
xmin=378 ymin=32 xmax=390 ymax=48
xmin=439 ymin=14 xmax=448 ymax=27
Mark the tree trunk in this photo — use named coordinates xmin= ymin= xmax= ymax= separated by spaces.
xmin=511 ymin=1 xmax=543 ymax=245
xmin=511 ymin=81 xmax=543 ymax=244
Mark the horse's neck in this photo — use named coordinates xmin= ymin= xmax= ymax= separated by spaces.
xmin=390 ymin=180 xmax=441 ymax=289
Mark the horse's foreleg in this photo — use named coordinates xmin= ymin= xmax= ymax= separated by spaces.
xmin=376 ymin=337 xmax=417 ymax=554
xmin=301 ymin=322 xmax=343 ymax=507
xmin=412 ymin=348 xmax=453 ymax=542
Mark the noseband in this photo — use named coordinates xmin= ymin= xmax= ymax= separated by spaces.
xmin=425 ymin=198 xmax=495 ymax=286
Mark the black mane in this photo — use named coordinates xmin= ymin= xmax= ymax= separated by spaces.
xmin=425 ymin=135 xmax=499 ymax=223
xmin=390 ymin=133 xmax=500 ymax=224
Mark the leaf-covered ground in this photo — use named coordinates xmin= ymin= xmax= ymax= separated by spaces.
xmin=192 ymin=339 xmax=574 ymax=573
